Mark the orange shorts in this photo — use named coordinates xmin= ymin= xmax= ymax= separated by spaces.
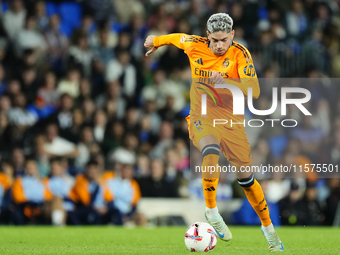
xmin=186 ymin=115 xmax=252 ymax=167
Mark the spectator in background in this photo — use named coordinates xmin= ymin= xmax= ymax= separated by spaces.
xmin=298 ymin=182 xmax=325 ymax=226
xmin=96 ymin=81 xmax=126 ymax=120
xmin=36 ymin=71 xmax=60 ymax=108
xmin=134 ymin=154 xmax=150 ymax=177
xmin=103 ymin=121 xmax=125 ymax=154
xmin=67 ymin=160 xmax=113 ymax=225
xmin=3 ymin=0 xmax=26 ymax=41
xmin=76 ymin=78 xmax=92 ymax=107
xmin=278 ymin=182 xmax=304 ymax=226
xmin=149 ymin=121 xmax=174 ymax=159
xmin=57 ymin=68 xmax=81 ymax=98
xmin=34 ymin=135 xmax=50 ymax=178
xmin=15 ymin=15 xmax=47 ymax=58
xmin=7 ymin=92 xmax=38 ymax=128
xmin=126 ymin=14 xmax=148 ymax=61
xmin=81 ymin=98 xmax=95 ymax=125
xmin=106 ymin=50 xmax=137 ymax=100
xmin=141 ymin=100 xmax=161 ymax=135
xmin=21 ymin=67 xmax=39 ymax=105
xmin=138 ymin=158 xmax=178 ymax=198
xmin=90 ymin=21 xmax=117 ymax=62
xmin=286 ymin=0 xmax=308 ymax=39
xmin=44 ymin=157 xmax=74 ymax=226
xmin=49 ymin=93 xmax=74 ymax=130
xmin=44 ymin=14 xmax=68 ymax=74
xmin=93 ymin=109 xmax=107 ymax=144
xmin=105 ymin=163 xmax=142 ymax=225
xmin=142 ymin=69 xmax=185 ymax=113
xmin=75 ymin=126 xmax=96 ymax=169
xmin=43 ymin=123 xmax=79 ymax=158
xmin=34 ymin=1 xmax=49 ymax=31
xmin=68 ymin=31 xmax=93 ymax=78
xmin=61 ymin=108 xmax=84 ymax=144
xmin=0 ymin=95 xmax=11 ymax=113
xmin=6 ymin=80 xmax=21 ymax=102
xmin=11 ymin=159 xmax=52 ymax=225
xmin=11 ymin=148 xmax=26 ymax=176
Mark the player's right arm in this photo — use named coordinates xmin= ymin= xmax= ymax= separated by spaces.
xmin=144 ymin=33 xmax=191 ymax=57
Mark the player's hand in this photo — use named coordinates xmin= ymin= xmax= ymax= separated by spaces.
xmin=211 ymin=71 xmax=226 ymax=85
xmin=144 ymin=35 xmax=158 ymax=57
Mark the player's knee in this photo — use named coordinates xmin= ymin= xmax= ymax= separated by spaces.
xmin=237 ymin=173 xmax=254 ymax=188
xmin=202 ymin=144 xmax=220 ymax=164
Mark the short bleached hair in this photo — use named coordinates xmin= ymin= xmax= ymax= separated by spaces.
xmin=207 ymin=13 xmax=233 ymax=34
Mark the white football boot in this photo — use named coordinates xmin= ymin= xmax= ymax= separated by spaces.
xmin=205 ymin=213 xmax=232 ymax=242
xmin=261 ymin=225 xmax=284 ymax=252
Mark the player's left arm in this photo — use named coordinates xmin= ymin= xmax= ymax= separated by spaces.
xmin=235 ymin=48 xmax=260 ymax=99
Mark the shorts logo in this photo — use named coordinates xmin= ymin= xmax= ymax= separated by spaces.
xmin=223 ymin=58 xmax=229 ymax=68
xmin=243 ymin=64 xmax=255 ymax=77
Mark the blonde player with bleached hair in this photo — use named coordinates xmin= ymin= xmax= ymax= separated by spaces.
xmin=145 ymin=13 xmax=284 ymax=252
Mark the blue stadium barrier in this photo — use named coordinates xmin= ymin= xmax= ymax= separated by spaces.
xmin=268 ymin=135 xmax=288 ymax=159
xmin=58 ymin=2 xmax=82 ymax=29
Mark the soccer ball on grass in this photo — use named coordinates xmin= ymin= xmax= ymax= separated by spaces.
xmin=184 ymin=222 xmax=217 ymax=252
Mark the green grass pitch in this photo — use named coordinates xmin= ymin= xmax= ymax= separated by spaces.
xmin=0 ymin=226 xmax=339 ymax=254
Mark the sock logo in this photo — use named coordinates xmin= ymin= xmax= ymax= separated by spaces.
xmin=205 ymin=186 xmax=216 ymax=191
xmin=260 ymin=203 xmax=268 ymax=212
xmin=203 ymin=178 xmax=217 ymax=182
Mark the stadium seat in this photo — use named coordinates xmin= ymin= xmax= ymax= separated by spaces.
xmin=1 ymin=1 xmax=8 ymax=13
xmin=58 ymin=2 xmax=82 ymax=29
xmin=268 ymin=135 xmax=288 ymax=159
xmin=45 ymin=2 xmax=57 ymax=16
xmin=59 ymin=21 xmax=73 ymax=37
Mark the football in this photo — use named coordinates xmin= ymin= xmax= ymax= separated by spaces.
xmin=184 ymin=222 xmax=217 ymax=252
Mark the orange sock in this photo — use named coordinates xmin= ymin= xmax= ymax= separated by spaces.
xmin=239 ymin=175 xmax=271 ymax=226
xmin=202 ymin=153 xmax=220 ymax=208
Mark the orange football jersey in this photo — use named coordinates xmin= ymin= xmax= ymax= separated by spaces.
xmin=154 ymin=33 xmax=260 ymax=123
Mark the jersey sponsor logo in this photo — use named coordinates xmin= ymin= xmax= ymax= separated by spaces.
xmin=194 ymin=68 xmax=228 ymax=78
xmin=180 ymin=35 xmax=187 ymax=43
xmin=195 ymin=58 xmax=203 ymax=65
xmin=243 ymin=64 xmax=255 ymax=77
xmin=223 ymin=58 xmax=229 ymax=68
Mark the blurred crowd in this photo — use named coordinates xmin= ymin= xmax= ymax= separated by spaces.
xmin=0 ymin=0 xmax=339 ymax=226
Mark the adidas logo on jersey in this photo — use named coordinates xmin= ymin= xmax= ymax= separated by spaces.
xmin=205 ymin=186 xmax=216 ymax=191
xmin=195 ymin=58 xmax=203 ymax=65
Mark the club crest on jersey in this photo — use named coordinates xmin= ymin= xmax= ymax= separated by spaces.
xmin=194 ymin=120 xmax=203 ymax=132
xmin=244 ymin=64 xmax=255 ymax=77
xmin=223 ymin=58 xmax=229 ymax=68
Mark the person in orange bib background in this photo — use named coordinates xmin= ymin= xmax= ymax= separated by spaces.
xmin=144 ymin=13 xmax=284 ymax=252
